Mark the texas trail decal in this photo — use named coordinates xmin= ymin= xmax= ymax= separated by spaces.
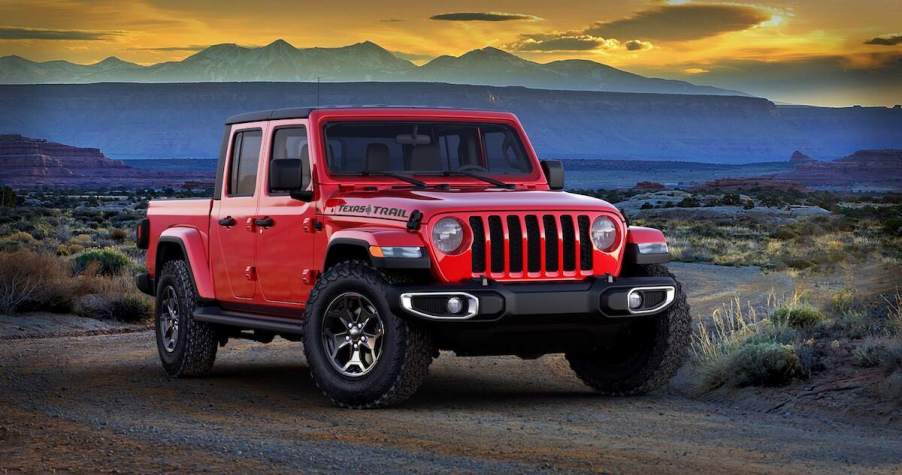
xmin=329 ymin=204 xmax=410 ymax=219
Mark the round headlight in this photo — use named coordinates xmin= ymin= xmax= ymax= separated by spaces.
xmin=590 ymin=216 xmax=617 ymax=251
xmin=432 ymin=217 xmax=464 ymax=254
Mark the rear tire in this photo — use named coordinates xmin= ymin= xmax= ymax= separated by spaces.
xmin=567 ymin=264 xmax=690 ymax=395
xmin=154 ymin=259 xmax=218 ymax=377
xmin=303 ymin=261 xmax=434 ymax=409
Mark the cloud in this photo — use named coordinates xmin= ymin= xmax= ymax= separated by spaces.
xmin=624 ymin=40 xmax=652 ymax=51
xmin=430 ymin=12 xmax=540 ymax=22
xmin=0 ymin=27 xmax=113 ymax=41
xmin=380 ymin=18 xmax=405 ymax=23
xmin=512 ymin=34 xmax=608 ymax=51
xmin=586 ymin=4 xmax=770 ymax=41
xmin=130 ymin=45 xmax=210 ymax=52
xmin=508 ymin=33 xmax=651 ymax=53
xmin=865 ymin=34 xmax=902 ymax=46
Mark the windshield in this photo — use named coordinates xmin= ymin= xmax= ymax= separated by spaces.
xmin=324 ymin=122 xmax=533 ymax=176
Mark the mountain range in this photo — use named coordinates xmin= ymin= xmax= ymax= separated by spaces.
xmin=0 ymin=39 xmax=743 ymax=96
xmin=4 ymin=82 xmax=900 ymax=164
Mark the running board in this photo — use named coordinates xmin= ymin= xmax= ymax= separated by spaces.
xmin=193 ymin=306 xmax=304 ymax=335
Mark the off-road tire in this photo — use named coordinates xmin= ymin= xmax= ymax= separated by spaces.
xmin=567 ymin=263 xmax=690 ymax=395
xmin=303 ymin=260 xmax=434 ymax=409
xmin=154 ymin=259 xmax=218 ymax=377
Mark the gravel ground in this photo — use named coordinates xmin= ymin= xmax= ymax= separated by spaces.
xmin=1 ymin=264 xmax=900 ymax=474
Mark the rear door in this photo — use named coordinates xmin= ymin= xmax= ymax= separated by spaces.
xmin=255 ymin=123 xmax=317 ymax=307
xmin=210 ymin=127 xmax=263 ymax=301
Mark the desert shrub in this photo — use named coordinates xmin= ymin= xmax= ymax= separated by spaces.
xmin=772 ymin=304 xmax=825 ymax=329
xmin=831 ymin=288 xmax=856 ymax=314
xmin=832 ymin=309 xmax=870 ymax=339
xmin=56 ymin=243 xmax=85 ymax=256
xmin=879 ymin=340 xmax=902 ymax=373
xmin=0 ymin=186 xmax=16 ymax=207
xmin=75 ymin=294 xmax=112 ymax=319
xmin=852 ymin=339 xmax=887 ymax=367
xmin=0 ymin=250 xmax=68 ymax=314
xmin=744 ymin=322 xmax=799 ymax=346
xmin=885 ymin=292 xmax=902 ymax=335
xmin=110 ymin=228 xmax=128 ymax=242
xmin=714 ymin=342 xmax=804 ymax=388
xmin=7 ymin=231 xmax=35 ymax=243
xmin=73 ymin=248 xmax=131 ymax=276
xmin=677 ymin=196 xmax=700 ymax=208
xmin=109 ymin=294 xmax=152 ymax=322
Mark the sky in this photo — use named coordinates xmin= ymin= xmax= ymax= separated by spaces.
xmin=1 ymin=0 xmax=900 ymax=106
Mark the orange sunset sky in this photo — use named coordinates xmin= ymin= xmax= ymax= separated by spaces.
xmin=1 ymin=0 xmax=900 ymax=106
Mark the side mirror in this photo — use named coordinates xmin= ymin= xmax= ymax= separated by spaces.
xmin=270 ymin=158 xmax=313 ymax=201
xmin=541 ymin=160 xmax=564 ymax=190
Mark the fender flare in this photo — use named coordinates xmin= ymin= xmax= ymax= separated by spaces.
xmin=156 ymin=227 xmax=215 ymax=300
xmin=326 ymin=228 xmax=430 ymax=270
xmin=625 ymin=226 xmax=670 ymax=265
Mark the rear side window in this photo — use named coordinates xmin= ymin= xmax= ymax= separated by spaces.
xmin=269 ymin=127 xmax=308 ymax=193
xmin=228 ymin=130 xmax=262 ymax=197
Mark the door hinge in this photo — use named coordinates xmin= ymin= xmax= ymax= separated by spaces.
xmin=302 ymin=269 xmax=319 ymax=285
xmin=244 ymin=265 xmax=257 ymax=281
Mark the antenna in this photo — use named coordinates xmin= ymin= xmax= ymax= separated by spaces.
xmin=315 ymin=76 xmax=320 ymax=107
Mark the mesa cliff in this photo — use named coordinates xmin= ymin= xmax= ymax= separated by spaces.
xmin=0 ymin=135 xmax=209 ymax=188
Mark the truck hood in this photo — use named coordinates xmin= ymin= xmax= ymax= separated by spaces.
xmin=323 ymin=189 xmax=620 ymax=222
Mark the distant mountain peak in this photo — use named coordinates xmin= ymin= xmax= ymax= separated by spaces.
xmin=264 ymin=38 xmax=294 ymax=49
xmin=95 ymin=56 xmax=133 ymax=67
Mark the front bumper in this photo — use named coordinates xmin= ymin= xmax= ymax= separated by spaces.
xmin=388 ymin=275 xmax=677 ymax=323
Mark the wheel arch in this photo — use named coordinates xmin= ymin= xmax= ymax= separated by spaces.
xmin=324 ymin=229 xmax=430 ymax=272
xmin=155 ymin=227 xmax=215 ymax=300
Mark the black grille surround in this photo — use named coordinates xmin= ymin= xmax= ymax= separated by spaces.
xmin=466 ymin=212 xmax=612 ymax=279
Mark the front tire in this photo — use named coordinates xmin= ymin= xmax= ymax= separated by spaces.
xmin=154 ymin=259 xmax=218 ymax=377
xmin=567 ymin=264 xmax=691 ymax=395
xmin=303 ymin=261 xmax=434 ymax=408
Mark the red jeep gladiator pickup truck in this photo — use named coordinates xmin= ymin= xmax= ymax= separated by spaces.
xmin=136 ymin=106 xmax=689 ymax=408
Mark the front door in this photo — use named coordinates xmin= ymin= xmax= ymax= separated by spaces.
xmin=210 ymin=128 xmax=263 ymax=301
xmin=255 ymin=124 xmax=317 ymax=307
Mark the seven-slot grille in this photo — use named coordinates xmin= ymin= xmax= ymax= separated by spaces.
xmin=469 ymin=213 xmax=598 ymax=278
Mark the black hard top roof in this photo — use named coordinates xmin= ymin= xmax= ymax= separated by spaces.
xmin=224 ymin=105 xmax=484 ymax=125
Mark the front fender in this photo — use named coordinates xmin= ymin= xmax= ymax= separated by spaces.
xmin=156 ymin=227 xmax=215 ymax=300
xmin=625 ymin=226 xmax=670 ymax=265
xmin=328 ymin=227 xmax=430 ymax=270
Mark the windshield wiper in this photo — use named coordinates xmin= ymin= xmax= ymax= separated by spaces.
xmin=360 ymin=171 xmax=428 ymax=189
xmin=442 ymin=171 xmax=516 ymax=189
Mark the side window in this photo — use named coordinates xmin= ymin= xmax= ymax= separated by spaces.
xmin=482 ymin=126 xmax=529 ymax=173
xmin=228 ymin=130 xmax=262 ymax=197
xmin=270 ymin=127 xmax=309 ymax=192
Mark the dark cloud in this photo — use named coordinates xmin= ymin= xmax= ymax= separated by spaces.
xmin=865 ymin=34 xmax=902 ymax=46
xmin=586 ymin=4 xmax=770 ymax=41
xmin=637 ymin=52 xmax=902 ymax=106
xmin=380 ymin=18 xmax=405 ymax=23
xmin=0 ymin=27 xmax=113 ymax=41
xmin=430 ymin=12 xmax=539 ymax=22
xmin=624 ymin=40 xmax=651 ymax=51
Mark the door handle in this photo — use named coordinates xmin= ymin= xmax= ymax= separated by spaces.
xmin=254 ymin=216 xmax=275 ymax=228
xmin=218 ymin=216 xmax=236 ymax=227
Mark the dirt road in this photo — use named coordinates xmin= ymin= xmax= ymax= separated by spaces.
xmin=2 ymin=264 xmax=900 ymax=474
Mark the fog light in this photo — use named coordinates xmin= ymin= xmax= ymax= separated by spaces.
xmin=628 ymin=292 xmax=643 ymax=310
xmin=447 ymin=297 xmax=464 ymax=314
